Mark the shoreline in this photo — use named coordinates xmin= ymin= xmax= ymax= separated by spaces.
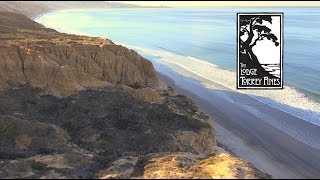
xmin=31 ymin=8 xmax=320 ymax=109
xmin=122 ymin=44 xmax=320 ymax=128
xmin=155 ymin=68 xmax=320 ymax=178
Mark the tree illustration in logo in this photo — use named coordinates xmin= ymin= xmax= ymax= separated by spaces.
xmin=239 ymin=15 xmax=280 ymax=78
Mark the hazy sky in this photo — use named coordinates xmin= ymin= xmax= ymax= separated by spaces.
xmin=112 ymin=1 xmax=320 ymax=7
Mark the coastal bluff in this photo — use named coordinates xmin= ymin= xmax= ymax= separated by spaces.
xmin=0 ymin=11 xmax=269 ymax=179
xmin=0 ymin=11 xmax=160 ymax=97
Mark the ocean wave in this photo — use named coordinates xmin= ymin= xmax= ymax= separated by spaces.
xmin=120 ymin=43 xmax=320 ymax=127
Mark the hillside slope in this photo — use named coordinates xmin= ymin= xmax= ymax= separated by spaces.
xmin=0 ymin=11 xmax=269 ymax=179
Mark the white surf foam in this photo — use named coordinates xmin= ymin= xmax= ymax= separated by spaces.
xmin=120 ymin=43 xmax=320 ymax=127
xmin=35 ymin=10 xmax=94 ymax=36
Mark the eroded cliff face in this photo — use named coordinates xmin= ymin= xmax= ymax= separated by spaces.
xmin=0 ymin=12 xmax=270 ymax=179
xmin=0 ymin=43 xmax=160 ymax=97
xmin=0 ymin=12 xmax=160 ymax=97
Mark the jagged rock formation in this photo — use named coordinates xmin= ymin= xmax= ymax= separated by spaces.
xmin=0 ymin=11 xmax=270 ymax=179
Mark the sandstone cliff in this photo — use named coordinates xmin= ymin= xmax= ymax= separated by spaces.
xmin=0 ymin=11 xmax=269 ymax=179
xmin=0 ymin=12 xmax=160 ymax=97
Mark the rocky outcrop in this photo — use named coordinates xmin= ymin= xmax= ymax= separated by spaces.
xmin=98 ymin=152 xmax=258 ymax=179
xmin=132 ymin=152 xmax=267 ymax=179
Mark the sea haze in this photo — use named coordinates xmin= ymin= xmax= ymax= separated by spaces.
xmin=36 ymin=7 xmax=320 ymax=127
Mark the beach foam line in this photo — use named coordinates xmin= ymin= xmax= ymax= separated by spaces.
xmin=119 ymin=43 xmax=320 ymax=127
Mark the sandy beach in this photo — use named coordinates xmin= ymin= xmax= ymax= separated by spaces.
xmin=154 ymin=62 xmax=320 ymax=178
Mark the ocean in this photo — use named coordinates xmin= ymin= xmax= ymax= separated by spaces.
xmin=36 ymin=7 xmax=320 ymax=127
